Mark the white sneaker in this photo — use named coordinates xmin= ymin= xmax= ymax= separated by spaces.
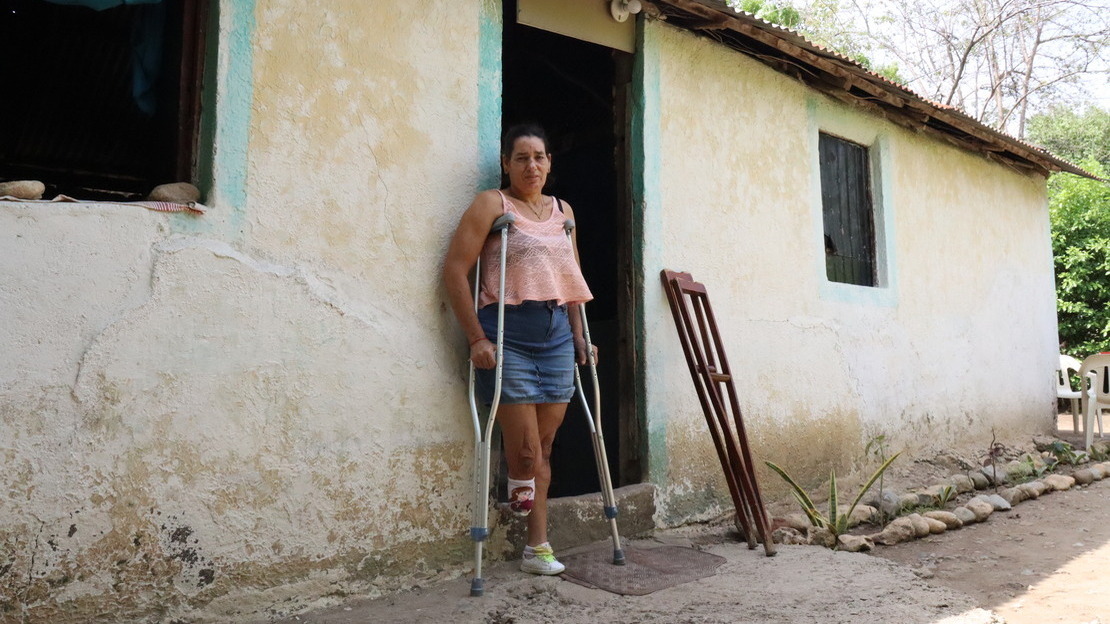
xmin=520 ymin=544 xmax=565 ymax=575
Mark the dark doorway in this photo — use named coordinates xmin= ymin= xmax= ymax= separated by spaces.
xmin=501 ymin=1 xmax=639 ymax=497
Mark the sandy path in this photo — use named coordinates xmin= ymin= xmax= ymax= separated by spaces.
xmin=271 ymin=530 xmax=1000 ymax=624
xmin=873 ymin=474 xmax=1110 ymax=624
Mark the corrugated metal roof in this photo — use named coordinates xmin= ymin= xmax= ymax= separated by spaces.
xmin=649 ymin=0 xmax=1097 ymax=179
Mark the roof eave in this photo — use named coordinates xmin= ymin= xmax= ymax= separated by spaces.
xmin=648 ymin=0 xmax=1099 ymax=180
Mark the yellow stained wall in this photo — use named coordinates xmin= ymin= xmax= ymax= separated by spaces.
xmin=0 ymin=1 xmax=491 ymax=621
xmin=647 ymin=23 xmax=1056 ymax=523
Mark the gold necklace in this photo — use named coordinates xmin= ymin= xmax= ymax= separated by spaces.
xmin=514 ymin=193 xmax=547 ymax=220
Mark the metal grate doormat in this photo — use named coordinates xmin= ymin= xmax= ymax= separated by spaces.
xmin=560 ymin=546 xmax=726 ymax=596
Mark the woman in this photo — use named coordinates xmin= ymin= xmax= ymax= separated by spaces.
xmin=443 ymin=124 xmax=595 ymax=576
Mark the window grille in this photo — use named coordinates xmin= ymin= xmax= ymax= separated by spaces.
xmin=0 ymin=0 xmax=208 ymax=200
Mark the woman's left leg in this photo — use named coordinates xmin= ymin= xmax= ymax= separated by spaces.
xmin=525 ymin=401 xmax=569 ymax=546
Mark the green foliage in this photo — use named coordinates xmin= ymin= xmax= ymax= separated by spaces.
xmin=1022 ymin=454 xmax=1053 ymax=479
xmin=765 ymin=451 xmax=901 ymax=547
xmin=1048 ymin=440 xmax=1081 ymax=466
xmin=1044 ymin=159 xmax=1110 ymax=354
xmin=1027 ymin=106 xmax=1110 ymax=354
xmin=728 ymin=0 xmax=802 ymax=27
xmin=864 ymin=434 xmax=893 ymax=524
xmin=1027 ymin=106 xmax=1110 ymax=168
xmin=935 ymin=484 xmax=956 ymax=508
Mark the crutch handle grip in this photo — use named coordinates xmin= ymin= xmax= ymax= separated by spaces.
xmin=491 ymin=213 xmax=515 ymax=232
xmin=563 ymin=218 xmax=575 ymax=234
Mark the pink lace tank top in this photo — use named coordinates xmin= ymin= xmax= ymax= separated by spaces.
xmin=477 ymin=191 xmax=594 ymax=308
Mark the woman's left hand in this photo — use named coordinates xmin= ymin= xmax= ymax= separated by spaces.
xmin=574 ymin=337 xmax=599 ymax=366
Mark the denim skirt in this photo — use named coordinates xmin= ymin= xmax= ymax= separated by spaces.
xmin=475 ymin=300 xmax=576 ymax=405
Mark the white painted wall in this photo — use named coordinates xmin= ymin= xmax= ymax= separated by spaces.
xmin=644 ymin=23 xmax=1057 ymax=524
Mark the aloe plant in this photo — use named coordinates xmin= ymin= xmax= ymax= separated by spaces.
xmin=766 ymin=451 xmax=901 ymax=545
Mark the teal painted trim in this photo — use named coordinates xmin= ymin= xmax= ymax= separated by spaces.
xmin=807 ymin=97 xmax=899 ymax=307
xmin=212 ymin=0 xmax=255 ymax=239
xmin=631 ymin=18 xmax=666 ymax=484
xmin=478 ymin=0 xmax=502 ymax=190
xmin=173 ymin=0 xmax=254 ymax=238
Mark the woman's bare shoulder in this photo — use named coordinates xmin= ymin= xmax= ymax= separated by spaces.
xmin=470 ymin=189 xmax=506 ymax=214
xmin=557 ymin=198 xmax=576 ymax=219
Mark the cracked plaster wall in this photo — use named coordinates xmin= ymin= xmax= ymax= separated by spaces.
xmin=647 ymin=24 xmax=1057 ymax=525
xmin=1 ymin=0 xmax=485 ymax=621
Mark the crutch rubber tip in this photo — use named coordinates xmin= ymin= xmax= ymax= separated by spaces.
xmin=603 ymin=506 xmax=618 ymax=519
xmin=612 ymin=549 xmax=626 ymax=566
xmin=469 ymin=578 xmax=485 ymax=597
xmin=469 ymin=527 xmax=489 ymax=542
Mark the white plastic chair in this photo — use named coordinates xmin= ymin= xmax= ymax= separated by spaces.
xmin=1056 ymin=354 xmax=1087 ymax=433
xmin=1078 ymin=353 xmax=1110 ymax=450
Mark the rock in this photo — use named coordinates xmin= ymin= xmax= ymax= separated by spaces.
xmin=772 ymin=527 xmax=807 ymax=545
xmin=912 ymin=566 xmax=935 ymax=579
xmin=919 ymin=484 xmax=953 ymax=505
xmin=1019 ymin=480 xmax=1048 ymax=499
xmin=923 ymin=517 xmax=947 ymax=534
xmin=923 ymin=510 xmax=962 ymax=530
xmin=948 ymin=474 xmax=975 ymax=494
xmin=0 ymin=180 xmax=45 ymax=200
xmin=147 ymin=182 xmax=201 ymax=203
xmin=864 ymin=490 xmax=902 ymax=517
xmin=931 ymin=450 xmax=974 ymax=472
xmin=848 ymin=504 xmax=877 ymax=527
xmin=837 ymin=534 xmax=874 ymax=552
xmin=780 ymin=513 xmax=812 ymax=532
xmin=979 ymin=465 xmax=1010 ymax=485
xmin=1089 ymin=440 xmax=1110 ymax=458
xmin=1003 ymin=460 xmax=1034 ymax=481
xmin=1044 ymin=474 xmax=1075 ymax=491
xmin=899 ymin=493 xmax=921 ymax=511
xmin=969 ymin=471 xmax=990 ymax=490
xmin=965 ymin=499 xmax=994 ymax=522
xmin=906 ymin=513 xmax=931 ymax=537
xmin=807 ymin=526 xmax=836 ymax=548
xmin=1072 ymin=469 xmax=1096 ymax=485
xmin=875 ymin=517 xmax=917 ymax=545
xmin=1089 ymin=464 xmax=1108 ymax=480
xmin=997 ymin=486 xmax=1027 ymax=506
xmin=974 ymin=493 xmax=1012 ymax=511
xmin=953 ymin=506 xmax=978 ymax=525
xmin=1032 ymin=434 xmax=1059 ymax=452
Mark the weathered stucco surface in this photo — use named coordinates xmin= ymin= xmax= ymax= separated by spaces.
xmin=1 ymin=5 xmax=1061 ymax=621
xmin=646 ymin=23 xmax=1056 ymax=524
xmin=1 ymin=1 xmax=487 ymax=621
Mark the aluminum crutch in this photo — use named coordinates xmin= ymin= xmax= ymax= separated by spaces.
xmin=467 ymin=212 xmax=515 ymax=598
xmin=564 ymin=218 xmax=625 ymax=566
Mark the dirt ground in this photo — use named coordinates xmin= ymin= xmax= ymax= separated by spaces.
xmin=874 ymin=474 xmax=1110 ymax=624
xmin=270 ymin=424 xmax=1110 ymax=624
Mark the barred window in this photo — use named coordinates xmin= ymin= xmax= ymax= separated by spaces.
xmin=0 ymin=0 xmax=209 ymax=200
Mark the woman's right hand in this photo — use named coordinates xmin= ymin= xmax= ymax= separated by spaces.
xmin=470 ymin=338 xmax=497 ymax=369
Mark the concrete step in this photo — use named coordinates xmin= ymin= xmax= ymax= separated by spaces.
xmin=492 ymin=483 xmax=657 ymax=556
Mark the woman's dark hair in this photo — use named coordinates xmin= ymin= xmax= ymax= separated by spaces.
xmin=500 ymin=123 xmax=549 ymax=158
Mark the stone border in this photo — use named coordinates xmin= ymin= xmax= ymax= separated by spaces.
xmin=771 ymin=460 xmax=1110 ymax=553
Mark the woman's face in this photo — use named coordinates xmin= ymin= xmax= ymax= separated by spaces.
xmin=502 ymin=135 xmax=551 ymax=194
